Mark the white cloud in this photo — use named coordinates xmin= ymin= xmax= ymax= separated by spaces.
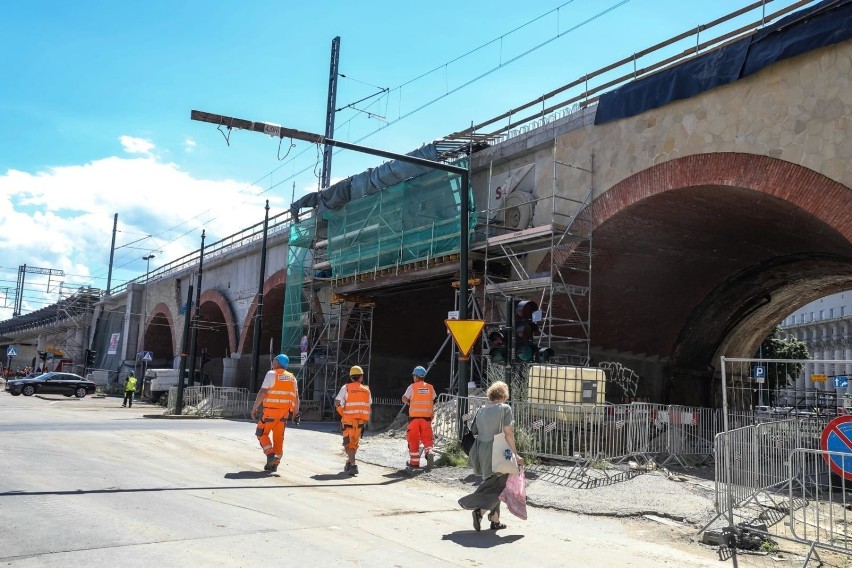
xmin=0 ymin=149 xmax=285 ymax=320
xmin=120 ymin=135 xmax=155 ymax=156
xmin=183 ymin=138 xmax=197 ymax=152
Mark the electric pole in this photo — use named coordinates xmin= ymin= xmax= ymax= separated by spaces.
xmin=321 ymin=36 xmax=341 ymax=189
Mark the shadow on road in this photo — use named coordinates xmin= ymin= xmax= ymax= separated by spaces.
xmin=225 ymin=471 xmax=275 ymax=479
xmin=311 ymin=472 xmax=353 ymax=481
xmin=441 ymin=531 xmax=524 ymax=548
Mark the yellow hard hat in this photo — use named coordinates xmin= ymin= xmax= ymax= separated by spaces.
xmin=349 ymin=365 xmax=364 ymax=377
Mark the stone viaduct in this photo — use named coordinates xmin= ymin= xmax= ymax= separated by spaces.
xmin=2 ymin=6 xmax=851 ymax=407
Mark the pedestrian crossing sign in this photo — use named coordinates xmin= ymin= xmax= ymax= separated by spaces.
xmin=141 ymin=351 xmax=153 ymax=362
xmin=6 ymin=346 xmax=18 ymax=357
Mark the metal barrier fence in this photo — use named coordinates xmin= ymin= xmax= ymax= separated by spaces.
xmin=711 ymin=357 xmax=852 ymax=563
xmin=432 ymin=395 xmax=742 ymax=469
xmin=166 ymin=386 xmax=253 ymax=418
xmin=787 ymin=449 xmax=852 ymax=562
xmin=713 ymin=418 xmax=828 ymax=523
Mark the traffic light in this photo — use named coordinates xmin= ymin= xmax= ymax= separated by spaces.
xmin=85 ymin=349 xmax=97 ymax=366
xmin=487 ymin=330 xmax=507 ymax=364
xmin=514 ymin=300 xmax=539 ymax=362
xmin=535 ymin=347 xmax=554 ymax=363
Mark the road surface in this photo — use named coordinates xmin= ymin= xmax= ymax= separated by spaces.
xmin=0 ymin=393 xmax=743 ymax=567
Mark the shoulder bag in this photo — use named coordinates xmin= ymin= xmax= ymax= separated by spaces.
xmin=491 ymin=407 xmax=519 ymax=475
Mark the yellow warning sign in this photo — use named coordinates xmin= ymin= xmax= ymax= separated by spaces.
xmin=811 ymin=373 xmax=827 ymax=383
xmin=445 ymin=319 xmax=485 ymax=358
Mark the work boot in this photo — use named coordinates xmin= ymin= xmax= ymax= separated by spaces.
xmin=349 ymin=464 xmax=359 ymax=476
xmin=425 ymin=452 xmax=435 ymax=471
xmin=264 ymin=454 xmax=276 ymax=471
xmin=344 ymin=461 xmax=351 ymax=473
xmin=269 ymin=459 xmax=280 ymax=473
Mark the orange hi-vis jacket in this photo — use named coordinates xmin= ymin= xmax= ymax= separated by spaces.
xmin=341 ymin=382 xmax=371 ymax=423
xmin=264 ymin=369 xmax=297 ymax=413
xmin=408 ymin=382 xmax=435 ymax=418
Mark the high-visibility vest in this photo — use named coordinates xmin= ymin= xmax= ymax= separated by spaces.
xmin=342 ymin=381 xmax=371 ymax=423
xmin=408 ymin=381 xmax=435 ymax=418
xmin=264 ymin=369 xmax=297 ymax=412
xmin=125 ymin=377 xmax=137 ymax=392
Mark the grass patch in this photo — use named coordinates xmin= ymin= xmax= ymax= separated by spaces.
xmin=437 ymin=439 xmax=471 ymax=467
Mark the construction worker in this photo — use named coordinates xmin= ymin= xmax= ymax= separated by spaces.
xmin=335 ymin=365 xmax=371 ymax=476
xmin=121 ymin=371 xmax=137 ymax=407
xmin=402 ymin=365 xmax=436 ymax=472
xmin=251 ymin=354 xmax=299 ymax=473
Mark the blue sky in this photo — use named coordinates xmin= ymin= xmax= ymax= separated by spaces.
xmin=0 ymin=0 xmax=809 ymax=319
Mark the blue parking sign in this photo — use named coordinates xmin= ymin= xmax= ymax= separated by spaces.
xmin=753 ymin=365 xmax=766 ymax=379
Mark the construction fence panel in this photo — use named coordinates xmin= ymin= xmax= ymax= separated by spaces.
xmin=167 ymin=386 xmax=253 ymax=418
xmin=714 ymin=418 xmax=830 ymax=528
xmin=432 ymin=394 xmax=487 ymax=448
xmin=786 ymin=448 xmax=852 ymax=559
xmin=657 ymin=405 xmax=717 ymax=467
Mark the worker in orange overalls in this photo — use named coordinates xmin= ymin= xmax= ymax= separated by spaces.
xmin=335 ymin=365 xmax=371 ymax=476
xmin=251 ymin=354 xmax=299 ymax=473
xmin=402 ymin=365 xmax=436 ymax=473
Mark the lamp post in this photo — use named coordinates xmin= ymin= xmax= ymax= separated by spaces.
xmin=143 ymin=254 xmax=155 ymax=283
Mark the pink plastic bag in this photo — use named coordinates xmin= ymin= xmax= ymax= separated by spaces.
xmin=499 ymin=466 xmax=528 ymax=520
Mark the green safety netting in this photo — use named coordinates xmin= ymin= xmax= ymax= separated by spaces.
xmin=323 ymin=160 xmax=474 ymax=279
xmin=280 ymin=219 xmax=315 ymax=358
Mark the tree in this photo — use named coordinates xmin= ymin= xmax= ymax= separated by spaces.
xmin=756 ymin=326 xmax=809 ymax=392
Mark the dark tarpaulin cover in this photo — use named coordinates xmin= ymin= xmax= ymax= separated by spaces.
xmin=91 ymin=306 xmax=127 ymax=382
xmin=290 ymin=143 xmax=439 ymax=218
xmin=595 ymin=0 xmax=852 ymax=125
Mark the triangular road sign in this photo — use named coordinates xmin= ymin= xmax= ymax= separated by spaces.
xmin=445 ymin=319 xmax=485 ymax=358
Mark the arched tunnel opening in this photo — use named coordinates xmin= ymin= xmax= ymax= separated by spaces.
xmin=143 ymin=313 xmax=174 ymax=369
xmin=585 ymin=181 xmax=852 ymax=407
xmin=195 ymin=301 xmax=231 ymax=386
xmin=237 ymin=284 xmax=285 ymax=389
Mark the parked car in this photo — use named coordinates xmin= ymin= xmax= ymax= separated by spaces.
xmin=4 ymin=372 xmax=96 ymax=398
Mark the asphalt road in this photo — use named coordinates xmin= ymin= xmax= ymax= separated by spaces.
xmin=0 ymin=393 xmax=742 ymax=567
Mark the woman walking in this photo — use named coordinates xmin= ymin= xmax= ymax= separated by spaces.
xmin=458 ymin=380 xmax=523 ymax=531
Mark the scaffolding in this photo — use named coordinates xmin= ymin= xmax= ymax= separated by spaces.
xmin=477 ymin=143 xmax=594 ymax=385
xmin=289 ymin=155 xmax=473 ymax=412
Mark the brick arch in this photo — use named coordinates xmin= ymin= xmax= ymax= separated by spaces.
xmin=142 ymin=302 xmax=180 ymax=364
xmin=587 ymin=152 xmax=852 ymax=242
xmin=146 ymin=302 xmax=176 ymax=352
xmin=565 ymin=152 xmax=852 ymax=404
xmin=198 ymin=289 xmax=238 ymax=355
xmin=237 ymin=269 xmax=287 ymax=354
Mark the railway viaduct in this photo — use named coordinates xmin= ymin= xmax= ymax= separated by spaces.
xmin=3 ymin=2 xmax=851 ymax=407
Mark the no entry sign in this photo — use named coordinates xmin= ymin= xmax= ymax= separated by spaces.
xmin=820 ymin=416 xmax=852 ymax=480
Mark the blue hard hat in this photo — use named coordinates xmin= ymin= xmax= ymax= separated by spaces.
xmin=412 ymin=366 xmax=427 ymax=377
xmin=275 ymin=354 xmax=289 ymax=368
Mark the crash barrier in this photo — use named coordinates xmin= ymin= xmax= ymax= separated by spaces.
xmin=432 ymin=395 xmax=759 ymax=468
xmin=167 ymin=386 xmax=253 ymax=418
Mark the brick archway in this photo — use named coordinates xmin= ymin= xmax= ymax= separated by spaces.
xmin=198 ymin=289 xmax=238 ymax=355
xmin=549 ymin=152 xmax=852 ymax=404
xmin=237 ymin=269 xmax=287 ymax=355
xmin=144 ymin=302 xmax=177 ymax=366
xmin=588 ymin=153 xmax=852 ymax=242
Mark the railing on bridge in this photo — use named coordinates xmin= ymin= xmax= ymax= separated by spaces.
xmin=110 ymin=209 xmax=310 ymax=296
xmin=445 ymin=0 xmax=819 ymax=146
